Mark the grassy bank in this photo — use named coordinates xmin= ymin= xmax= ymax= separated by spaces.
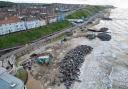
xmin=15 ymin=69 xmax=28 ymax=84
xmin=0 ymin=20 xmax=71 ymax=49
xmin=66 ymin=5 xmax=105 ymax=19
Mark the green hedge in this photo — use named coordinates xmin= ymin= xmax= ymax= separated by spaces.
xmin=0 ymin=20 xmax=71 ymax=49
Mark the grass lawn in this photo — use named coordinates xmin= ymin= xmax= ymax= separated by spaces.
xmin=15 ymin=69 xmax=28 ymax=84
xmin=0 ymin=20 xmax=71 ymax=49
xmin=66 ymin=5 xmax=105 ymax=19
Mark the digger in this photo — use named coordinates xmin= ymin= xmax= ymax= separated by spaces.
xmin=30 ymin=52 xmax=53 ymax=64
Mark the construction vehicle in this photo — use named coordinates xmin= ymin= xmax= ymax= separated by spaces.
xmin=30 ymin=53 xmax=53 ymax=64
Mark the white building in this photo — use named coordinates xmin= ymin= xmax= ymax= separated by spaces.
xmin=0 ymin=26 xmax=3 ymax=35
xmin=40 ymin=20 xmax=46 ymax=26
xmin=49 ymin=17 xmax=57 ymax=23
xmin=15 ymin=22 xmax=26 ymax=32
xmin=0 ymin=19 xmax=47 ymax=35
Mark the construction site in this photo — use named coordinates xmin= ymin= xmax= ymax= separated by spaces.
xmin=1 ymin=6 xmax=128 ymax=89
xmin=3 ymin=7 xmax=123 ymax=89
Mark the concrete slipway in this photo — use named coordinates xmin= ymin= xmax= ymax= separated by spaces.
xmin=55 ymin=8 xmax=128 ymax=89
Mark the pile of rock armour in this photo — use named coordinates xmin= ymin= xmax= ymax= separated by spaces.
xmin=97 ymin=32 xmax=111 ymax=41
xmin=87 ymin=27 xmax=111 ymax=41
xmin=99 ymin=27 xmax=109 ymax=32
xmin=59 ymin=45 xmax=93 ymax=89
xmin=87 ymin=27 xmax=109 ymax=32
xmin=86 ymin=34 xmax=96 ymax=40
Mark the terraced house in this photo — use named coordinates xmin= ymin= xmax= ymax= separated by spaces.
xmin=0 ymin=16 xmax=47 ymax=35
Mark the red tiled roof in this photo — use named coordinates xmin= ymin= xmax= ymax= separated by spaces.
xmin=0 ymin=16 xmax=20 ymax=25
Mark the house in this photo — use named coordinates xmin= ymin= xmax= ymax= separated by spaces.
xmin=0 ymin=67 xmax=25 ymax=89
xmin=0 ymin=16 xmax=47 ymax=35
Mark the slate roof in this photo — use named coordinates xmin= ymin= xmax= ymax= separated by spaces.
xmin=0 ymin=67 xmax=24 ymax=89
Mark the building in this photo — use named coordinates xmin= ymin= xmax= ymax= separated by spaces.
xmin=0 ymin=67 xmax=25 ymax=89
xmin=0 ymin=16 xmax=47 ymax=35
xmin=0 ymin=4 xmax=83 ymax=35
xmin=0 ymin=16 xmax=20 ymax=25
